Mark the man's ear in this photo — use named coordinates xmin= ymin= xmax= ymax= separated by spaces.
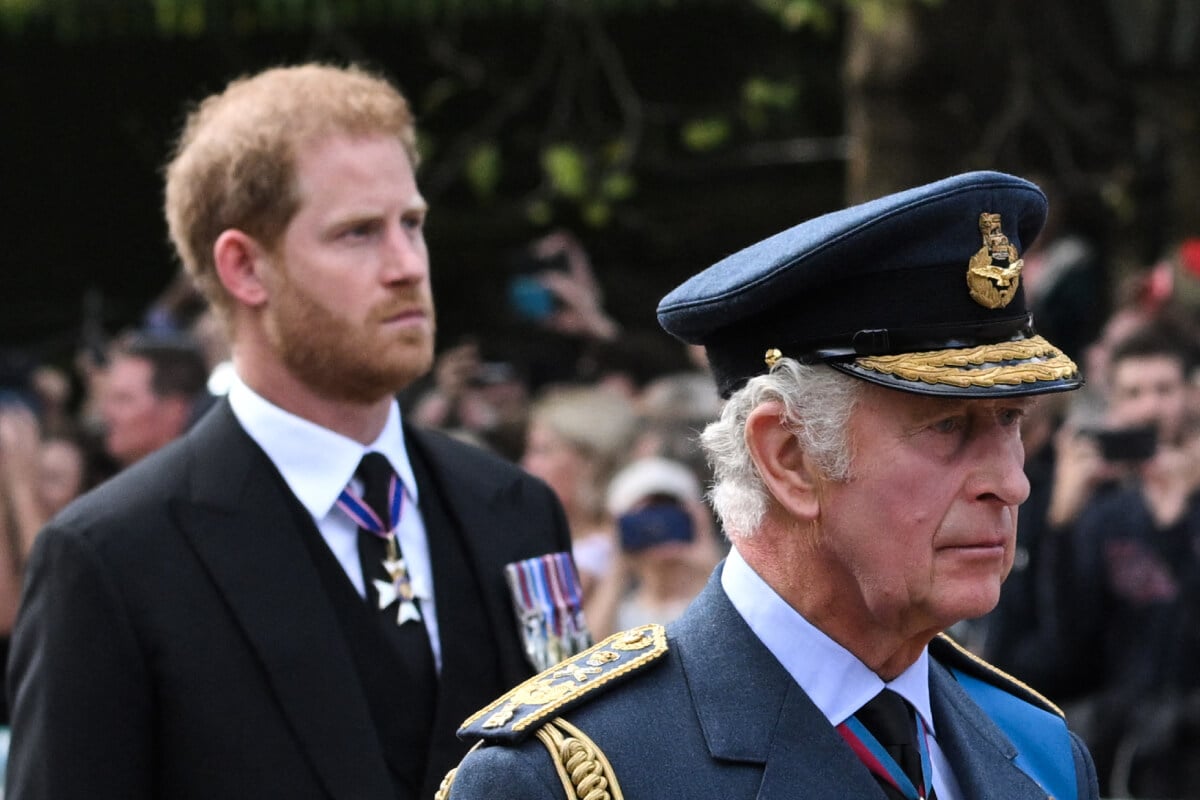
xmin=744 ymin=400 xmax=823 ymax=521
xmin=213 ymin=230 xmax=270 ymax=308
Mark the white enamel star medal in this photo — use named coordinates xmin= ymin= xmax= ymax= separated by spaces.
xmin=373 ymin=534 xmax=421 ymax=624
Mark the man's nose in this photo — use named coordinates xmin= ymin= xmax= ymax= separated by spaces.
xmin=380 ymin=224 xmax=427 ymax=283
xmin=969 ymin=432 xmax=1031 ymax=506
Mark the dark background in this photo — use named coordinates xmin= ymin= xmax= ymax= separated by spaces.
xmin=2 ymin=0 xmax=1197 ymax=375
xmin=0 ymin=4 xmax=843 ymax=373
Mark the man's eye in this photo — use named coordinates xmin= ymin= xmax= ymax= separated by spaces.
xmin=342 ymin=221 xmax=378 ymax=238
xmin=932 ymin=418 xmax=963 ymax=434
xmin=998 ymin=408 xmax=1025 ymax=426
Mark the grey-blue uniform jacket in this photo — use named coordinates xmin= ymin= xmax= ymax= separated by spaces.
xmin=443 ymin=567 xmax=1099 ymax=800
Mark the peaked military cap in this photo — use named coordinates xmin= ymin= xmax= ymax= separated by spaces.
xmin=657 ymin=171 xmax=1083 ymax=398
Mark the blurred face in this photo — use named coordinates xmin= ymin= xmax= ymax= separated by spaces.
xmin=261 ymin=133 xmax=435 ymax=404
xmin=38 ymin=439 xmax=85 ymax=518
xmin=812 ymin=386 xmax=1031 ymax=640
xmin=1108 ymin=354 xmax=1188 ymax=445
xmin=100 ymin=355 xmax=189 ymax=466
xmin=521 ymin=420 xmax=590 ymax=517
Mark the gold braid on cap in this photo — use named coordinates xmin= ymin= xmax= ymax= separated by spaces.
xmin=854 ymin=335 xmax=1079 ymax=388
xmin=535 ymin=718 xmax=625 ymax=800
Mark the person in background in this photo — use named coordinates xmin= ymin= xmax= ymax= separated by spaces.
xmin=34 ymin=434 xmax=87 ymax=521
xmin=0 ymin=404 xmax=90 ymax=725
xmin=604 ymin=456 xmax=721 ymax=633
xmin=443 ymin=171 xmax=1098 ymax=800
xmin=408 ymin=341 xmax=531 ymax=462
xmin=6 ymin=63 xmax=574 ymax=800
xmin=98 ymin=332 xmax=211 ymax=468
xmin=0 ymin=404 xmax=44 ymax=709
xmin=1054 ymin=320 xmax=1200 ymax=797
xmin=631 ymin=369 xmax=724 ymax=488
xmin=521 ymin=384 xmax=637 ymax=638
xmin=28 ymin=364 xmax=74 ymax=439
xmin=188 ymin=306 xmax=237 ymax=398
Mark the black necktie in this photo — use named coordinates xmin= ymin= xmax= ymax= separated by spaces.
xmin=354 ymin=453 xmax=437 ymax=688
xmin=855 ymin=689 xmax=933 ymax=800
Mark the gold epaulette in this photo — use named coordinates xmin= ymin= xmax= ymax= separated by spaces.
xmin=932 ymin=632 xmax=1065 ymax=718
xmin=457 ymin=624 xmax=668 ymax=744
xmin=437 ymin=718 xmax=625 ymax=800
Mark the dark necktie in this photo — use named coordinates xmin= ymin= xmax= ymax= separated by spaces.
xmin=354 ymin=453 xmax=437 ymax=689
xmin=845 ymin=689 xmax=934 ymax=800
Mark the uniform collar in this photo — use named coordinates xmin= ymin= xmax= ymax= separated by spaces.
xmin=722 ymin=546 xmax=935 ymax=735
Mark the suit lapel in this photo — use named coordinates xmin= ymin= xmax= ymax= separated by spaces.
xmin=175 ymin=403 xmax=394 ymax=800
xmin=929 ymin=662 xmax=1051 ymax=799
xmin=406 ymin=427 xmax=561 ymax=796
xmin=671 ymin=571 xmax=886 ymax=800
xmin=404 ymin=427 xmax=538 ymax=686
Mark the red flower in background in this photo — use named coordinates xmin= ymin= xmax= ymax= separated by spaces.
xmin=1179 ymin=238 xmax=1200 ymax=279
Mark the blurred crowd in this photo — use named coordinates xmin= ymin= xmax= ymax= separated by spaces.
xmin=4 ymin=218 xmax=1200 ymax=795
xmin=954 ymin=233 xmax=1200 ymax=797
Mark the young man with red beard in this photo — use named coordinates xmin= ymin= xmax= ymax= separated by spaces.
xmin=6 ymin=64 xmax=573 ymax=800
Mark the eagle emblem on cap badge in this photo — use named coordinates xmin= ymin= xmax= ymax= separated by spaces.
xmin=966 ymin=212 xmax=1023 ymax=309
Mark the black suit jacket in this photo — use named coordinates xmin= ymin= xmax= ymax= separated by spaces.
xmin=5 ymin=401 xmax=571 ymax=799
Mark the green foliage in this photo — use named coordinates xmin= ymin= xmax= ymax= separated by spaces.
xmin=599 ymin=171 xmax=635 ymax=202
xmin=465 ymin=142 xmax=502 ymax=200
xmin=0 ymin=0 xmax=37 ymax=32
xmin=421 ymin=77 xmax=462 ymax=117
xmin=743 ymin=76 xmax=799 ymax=111
xmin=531 ymin=141 xmax=636 ymax=228
xmin=680 ymin=117 xmax=732 ymax=152
xmin=752 ymin=0 xmax=836 ymax=32
xmin=0 ymin=0 xmax=847 ymax=229
xmin=741 ymin=76 xmax=800 ymax=131
xmin=847 ymin=0 xmax=942 ymax=31
xmin=4 ymin=0 xmax=832 ymax=37
xmin=680 ymin=78 xmax=801 ymax=154
xmin=752 ymin=0 xmax=937 ymax=33
xmin=541 ymin=144 xmax=589 ymax=201
xmin=581 ymin=200 xmax=611 ymax=228
xmin=525 ymin=198 xmax=553 ymax=227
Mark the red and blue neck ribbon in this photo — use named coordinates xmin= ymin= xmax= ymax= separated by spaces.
xmin=336 ymin=473 xmax=404 ymax=539
xmin=836 ymin=711 xmax=934 ymax=800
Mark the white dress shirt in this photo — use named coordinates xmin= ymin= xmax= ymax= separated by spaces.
xmin=722 ymin=547 xmax=963 ymax=799
xmin=227 ymin=374 xmax=442 ymax=670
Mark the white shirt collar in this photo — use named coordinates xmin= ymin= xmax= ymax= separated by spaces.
xmin=227 ymin=373 xmax=420 ymax=520
xmin=721 ymin=546 xmax=935 ymax=735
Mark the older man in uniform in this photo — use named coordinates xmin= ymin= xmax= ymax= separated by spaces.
xmin=440 ymin=171 xmax=1099 ymax=800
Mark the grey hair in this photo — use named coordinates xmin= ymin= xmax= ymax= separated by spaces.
xmin=700 ymin=359 xmax=862 ymax=539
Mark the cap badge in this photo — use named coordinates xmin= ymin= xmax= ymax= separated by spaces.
xmin=966 ymin=212 xmax=1023 ymax=309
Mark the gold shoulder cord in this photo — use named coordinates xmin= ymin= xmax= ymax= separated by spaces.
xmin=535 ymin=718 xmax=625 ymax=800
xmin=433 ymin=721 xmax=623 ymax=800
xmin=434 ymin=769 xmax=455 ymax=800
xmin=434 ymin=743 xmax=480 ymax=800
